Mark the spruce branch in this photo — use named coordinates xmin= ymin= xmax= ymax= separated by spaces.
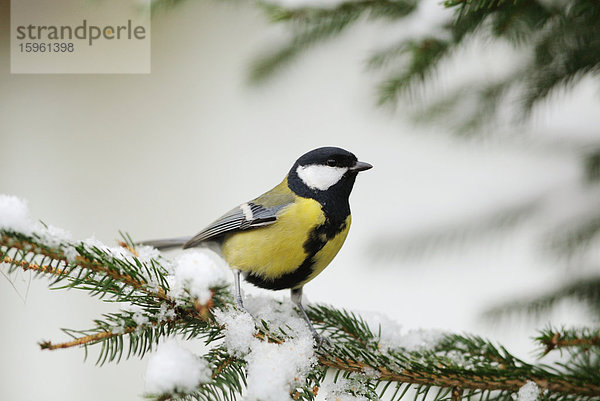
xmin=2 ymin=254 xmax=66 ymax=275
xmin=3 ymin=225 xmax=600 ymax=401
xmin=536 ymin=327 xmax=600 ymax=356
xmin=39 ymin=329 xmax=136 ymax=351
xmin=317 ymin=355 xmax=600 ymax=396
xmin=0 ymin=232 xmax=171 ymax=302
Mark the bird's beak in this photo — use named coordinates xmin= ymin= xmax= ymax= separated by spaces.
xmin=349 ymin=161 xmax=373 ymax=172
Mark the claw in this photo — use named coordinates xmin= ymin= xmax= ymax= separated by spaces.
xmin=313 ymin=332 xmax=332 ymax=349
xmin=234 ymin=297 xmax=251 ymax=315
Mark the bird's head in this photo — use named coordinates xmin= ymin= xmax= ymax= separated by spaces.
xmin=288 ymin=147 xmax=372 ymax=200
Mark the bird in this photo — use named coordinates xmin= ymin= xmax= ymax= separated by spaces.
xmin=142 ymin=147 xmax=372 ymax=343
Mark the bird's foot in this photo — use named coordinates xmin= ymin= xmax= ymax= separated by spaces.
xmin=235 ymin=297 xmax=251 ymax=315
xmin=312 ymin=331 xmax=332 ymax=349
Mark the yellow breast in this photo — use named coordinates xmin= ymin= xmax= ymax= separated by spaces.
xmin=221 ymin=197 xmax=351 ymax=288
xmin=221 ymin=197 xmax=324 ymax=278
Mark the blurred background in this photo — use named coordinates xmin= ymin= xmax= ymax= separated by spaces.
xmin=1 ymin=0 xmax=599 ymax=400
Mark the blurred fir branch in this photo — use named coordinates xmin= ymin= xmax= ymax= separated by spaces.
xmin=250 ymin=0 xmax=418 ymax=82
xmin=3 ymin=227 xmax=600 ymax=401
xmin=483 ymin=276 xmax=600 ymax=323
xmin=368 ymin=195 xmax=542 ymax=260
xmin=547 ymin=212 xmax=600 ymax=260
xmin=241 ymin=0 xmax=600 ymax=128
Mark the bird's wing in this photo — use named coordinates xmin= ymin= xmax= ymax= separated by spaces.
xmin=183 ymin=200 xmax=291 ymax=248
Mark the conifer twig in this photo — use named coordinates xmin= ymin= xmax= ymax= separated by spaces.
xmin=40 ymin=329 xmax=136 ymax=350
xmin=1 ymin=235 xmax=171 ymax=302
xmin=317 ymin=356 xmax=600 ymax=396
xmin=2 ymin=255 xmax=65 ymax=275
xmin=452 ymin=387 xmax=463 ymax=401
xmin=540 ymin=330 xmax=600 ymax=355
xmin=39 ymin=316 xmax=181 ymax=351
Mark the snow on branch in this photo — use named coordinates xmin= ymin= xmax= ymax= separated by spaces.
xmin=1 ymin=194 xmax=599 ymax=401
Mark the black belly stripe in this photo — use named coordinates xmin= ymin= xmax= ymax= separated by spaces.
xmin=244 ymin=219 xmax=348 ymax=290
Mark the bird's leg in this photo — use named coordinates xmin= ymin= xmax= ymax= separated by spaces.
xmin=290 ymin=287 xmax=330 ymax=347
xmin=232 ymin=269 xmax=248 ymax=312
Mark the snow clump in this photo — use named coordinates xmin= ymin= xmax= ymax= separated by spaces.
xmin=362 ymin=311 xmax=444 ymax=352
xmin=321 ymin=377 xmax=371 ymax=401
xmin=214 ymin=295 xmax=317 ymax=401
xmin=0 ymin=194 xmax=78 ymax=261
xmin=169 ymin=250 xmax=228 ymax=304
xmin=513 ymin=381 xmax=540 ymax=401
xmin=145 ymin=339 xmax=211 ymax=394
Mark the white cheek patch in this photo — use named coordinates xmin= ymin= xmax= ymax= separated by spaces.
xmin=296 ymin=165 xmax=348 ymax=191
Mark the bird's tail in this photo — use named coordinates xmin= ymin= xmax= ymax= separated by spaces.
xmin=138 ymin=236 xmax=192 ymax=251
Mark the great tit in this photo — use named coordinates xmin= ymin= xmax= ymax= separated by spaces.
xmin=143 ymin=147 xmax=372 ymax=341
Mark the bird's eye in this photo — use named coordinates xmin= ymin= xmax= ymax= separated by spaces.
xmin=326 ymin=159 xmax=337 ymax=167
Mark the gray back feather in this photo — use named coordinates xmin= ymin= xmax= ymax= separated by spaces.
xmin=183 ymin=202 xmax=289 ymax=249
